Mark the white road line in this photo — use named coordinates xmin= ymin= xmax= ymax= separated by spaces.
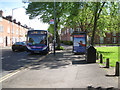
xmin=0 ymin=51 xmax=52 ymax=82
xmin=0 ymin=70 xmax=20 ymax=83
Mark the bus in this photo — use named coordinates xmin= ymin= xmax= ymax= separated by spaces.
xmin=26 ymin=30 xmax=49 ymax=54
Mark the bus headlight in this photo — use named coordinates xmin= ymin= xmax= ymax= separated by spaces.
xmin=27 ymin=45 xmax=31 ymax=50
xmin=42 ymin=47 xmax=47 ymax=50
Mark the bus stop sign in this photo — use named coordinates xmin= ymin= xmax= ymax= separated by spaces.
xmin=50 ymin=19 xmax=54 ymax=24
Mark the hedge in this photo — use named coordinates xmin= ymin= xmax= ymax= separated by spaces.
xmin=61 ymin=41 xmax=73 ymax=45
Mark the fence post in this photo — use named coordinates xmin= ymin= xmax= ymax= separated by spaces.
xmin=96 ymin=52 xmax=99 ymax=60
xmin=115 ymin=61 xmax=119 ymax=76
xmin=106 ymin=58 xmax=109 ymax=68
xmin=100 ymin=54 xmax=103 ymax=63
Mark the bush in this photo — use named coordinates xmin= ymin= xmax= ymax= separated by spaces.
xmin=55 ymin=46 xmax=64 ymax=50
xmin=61 ymin=41 xmax=73 ymax=45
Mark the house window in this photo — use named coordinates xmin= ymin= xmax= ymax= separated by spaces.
xmin=100 ymin=37 xmax=104 ymax=43
xmin=107 ymin=37 xmax=110 ymax=41
xmin=70 ymin=36 xmax=73 ymax=41
xmin=70 ymin=28 xmax=73 ymax=34
xmin=67 ymin=28 xmax=69 ymax=33
xmin=12 ymin=29 xmax=14 ymax=33
xmin=76 ymin=28 xmax=80 ymax=32
xmin=0 ymin=17 xmax=3 ymax=22
xmin=0 ymin=25 xmax=3 ymax=32
xmin=119 ymin=38 xmax=120 ymax=43
xmin=112 ymin=37 xmax=116 ymax=43
xmin=0 ymin=37 xmax=3 ymax=43
xmin=7 ymin=27 xmax=10 ymax=33
xmin=64 ymin=30 xmax=66 ymax=34
xmin=113 ymin=31 xmax=116 ymax=36
xmin=16 ymin=29 xmax=18 ymax=35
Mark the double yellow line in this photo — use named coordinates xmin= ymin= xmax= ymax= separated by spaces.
xmin=0 ymin=51 xmax=52 ymax=83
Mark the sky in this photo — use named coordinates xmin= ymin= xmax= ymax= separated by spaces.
xmin=0 ymin=0 xmax=49 ymax=30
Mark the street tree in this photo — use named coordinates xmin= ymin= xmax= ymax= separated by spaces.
xmin=26 ymin=2 xmax=69 ymax=49
xmin=65 ymin=2 xmax=119 ymax=45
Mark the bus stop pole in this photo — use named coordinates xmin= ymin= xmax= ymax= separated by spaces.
xmin=54 ymin=0 xmax=56 ymax=55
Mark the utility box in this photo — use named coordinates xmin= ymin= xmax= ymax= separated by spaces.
xmin=87 ymin=46 xmax=96 ymax=63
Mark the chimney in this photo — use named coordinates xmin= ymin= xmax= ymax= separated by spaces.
xmin=13 ymin=19 xmax=16 ymax=23
xmin=6 ymin=16 xmax=12 ymax=21
xmin=0 ymin=10 xmax=3 ymax=17
xmin=18 ymin=22 xmax=21 ymax=25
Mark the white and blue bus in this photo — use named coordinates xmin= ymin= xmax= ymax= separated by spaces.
xmin=26 ymin=30 xmax=49 ymax=54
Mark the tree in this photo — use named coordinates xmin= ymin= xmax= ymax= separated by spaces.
xmin=67 ymin=2 xmax=119 ymax=45
xmin=26 ymin=2 xmax=68 ymax=49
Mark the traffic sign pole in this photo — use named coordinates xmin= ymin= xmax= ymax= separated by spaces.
xmin=54 ymin=0 xmax=56 ymax=55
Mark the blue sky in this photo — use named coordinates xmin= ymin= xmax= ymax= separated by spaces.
xmin=0 ymin=0 xmax=49 ymax=30
xmin=0 ymin=0 xmax=28 ymax=16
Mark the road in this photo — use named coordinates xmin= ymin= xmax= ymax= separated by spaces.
xmin=1 ymin=48 xmax=46 ymax=79
xmin=0 ymin=46 xmax=119 ymax=89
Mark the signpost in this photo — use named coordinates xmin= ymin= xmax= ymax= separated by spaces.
xmin=50 ymin=19 xmax=54 ymax=24
xmin=50 ymin=10 xmax=55 ymax=56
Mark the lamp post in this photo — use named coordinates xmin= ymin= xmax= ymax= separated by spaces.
xmin=11 ymin=6 xmax=25 ymax=45
xmin=54 ymin=0 xmax=56 ymax=55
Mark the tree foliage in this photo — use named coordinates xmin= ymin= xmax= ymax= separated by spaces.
xmin=26 ymin=2 xmax=69 ymax=48
xmin=26 ymin=2 xmax=119 ymax=46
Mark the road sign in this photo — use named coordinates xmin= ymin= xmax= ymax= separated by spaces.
xmin=50 ymin=19 xmax=54 ymax=24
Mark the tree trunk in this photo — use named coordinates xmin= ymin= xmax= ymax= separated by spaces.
xmin=91 ymin=2 xmax=106 ymax=46
xmin=55 ymin=21 xmax=61 ymax=49
xmin=91 ymin=12 xmax=98 ymax=46
xmin=91 ymin=3 xmax=99 ymax=46
xmin=56 ymin=30 xmax=61 ymax=49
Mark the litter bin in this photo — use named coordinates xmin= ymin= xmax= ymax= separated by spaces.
xmin=87 ymin=46 xmax=96 ymax=63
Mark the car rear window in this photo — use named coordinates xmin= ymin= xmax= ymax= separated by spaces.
xmin=15 ymin=42 xmax=25 ymax=45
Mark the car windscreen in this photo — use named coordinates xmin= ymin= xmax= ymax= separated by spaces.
xmin=27 ymin=34 xmax=47 ymax=45
xmin=15 ymin=42 xmax=25 ymax=45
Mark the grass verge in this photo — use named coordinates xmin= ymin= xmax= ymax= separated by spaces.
xmin=95 ymin=46 xmax=119 ymax=67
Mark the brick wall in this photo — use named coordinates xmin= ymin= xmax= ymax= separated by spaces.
xmin=61 ymin=26 xmax=120 ymax=44
xmin=0 ymin=16 xmax=28 ymax=47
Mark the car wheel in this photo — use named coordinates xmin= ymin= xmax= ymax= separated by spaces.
xmin=12 ymin=49 xmax=15 ymax=52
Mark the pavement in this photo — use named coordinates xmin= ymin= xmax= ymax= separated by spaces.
xmin=1 ymin=45 xmax=120 ymax=89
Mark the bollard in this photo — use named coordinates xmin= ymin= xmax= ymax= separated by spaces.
xmin=106 ymin=58 xmax=109 ymax=68
xmin=96 ymin=52 xmax=99 ymax=60
xmin=100 ymin=54 xmax=103 ymax=63
xmin=115 ymin=61 xmax=119 ymax=76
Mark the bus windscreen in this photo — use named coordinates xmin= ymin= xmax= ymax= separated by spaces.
xmin=27 ymin=34 xmax=47 ymax=45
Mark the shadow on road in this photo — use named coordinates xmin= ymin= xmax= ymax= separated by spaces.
xmin=2 ymin=49 xmax=44 ymax=72
xmin=29 ymin=49 xmax=88 ymax=70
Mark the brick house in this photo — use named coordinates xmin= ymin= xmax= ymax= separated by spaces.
xmin=0 ymin=10 xmax=29 ymax=47
xmin=60 ymin=26 xmax=120 ymax=44
xmin=61 ymin=26 xmax=84 ymax=41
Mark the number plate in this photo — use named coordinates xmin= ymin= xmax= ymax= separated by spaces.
xmin=34 ymin=51 xmax=39 ymax=53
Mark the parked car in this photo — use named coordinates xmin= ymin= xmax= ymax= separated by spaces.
xmin=12 ymin=42 xmax=26 ymax=51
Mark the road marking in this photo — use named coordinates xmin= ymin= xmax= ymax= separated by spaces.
xmin=0 ymin=70 xmax=20 ymax=83
xmin=0 ymin=51 xmax=52 ymax=82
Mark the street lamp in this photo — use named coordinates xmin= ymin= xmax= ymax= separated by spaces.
xmin=11 ymin=6 xmax=25 ymax=45
xmin=54 ymin=0 xmax=56 ymax=55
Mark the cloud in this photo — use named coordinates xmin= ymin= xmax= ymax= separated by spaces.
xmin=0 ymin=1 xmax=49 ymax=30
xmin=13 ymin=8 xmax=49 ymax=30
